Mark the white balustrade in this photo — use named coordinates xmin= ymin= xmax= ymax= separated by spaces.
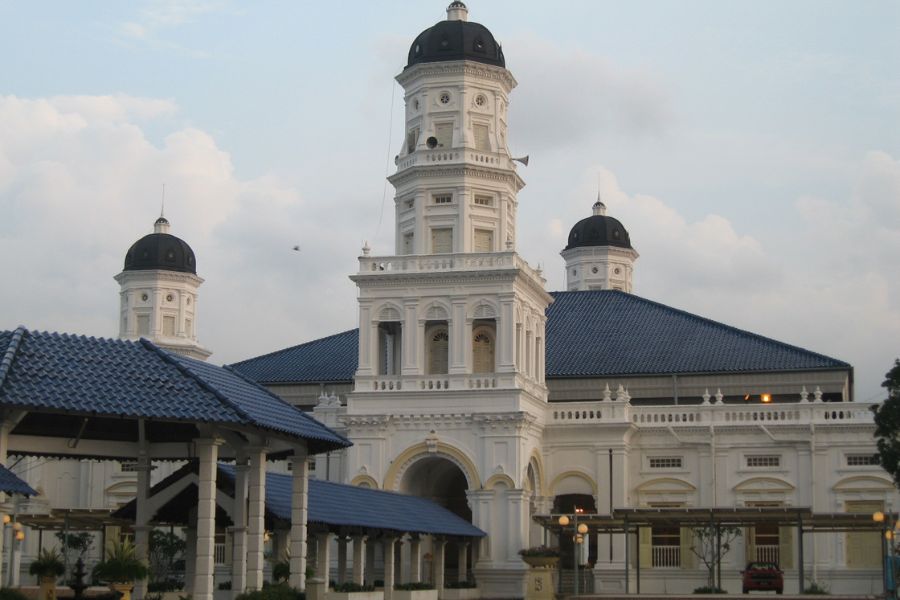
xmin=357 ymin=251 xmax=545 ymax=282
xmin=651 ymin=546 xmax=681 ymax=568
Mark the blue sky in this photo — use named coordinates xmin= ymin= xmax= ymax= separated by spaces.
xmin=1 ymin=1 xmax=898 ymax=401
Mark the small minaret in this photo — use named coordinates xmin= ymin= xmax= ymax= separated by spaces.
xmin=114 ymin=215 xmax=211 ymax=360
xmin=560 ymin=197 xmax=639 ymax=292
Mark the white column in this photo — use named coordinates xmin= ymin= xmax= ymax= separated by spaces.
xmin=184 ymin=526 xmax=197 ymax=593
xmin=449 ymin=298 xmax=468 ymax=374
xmin=247 ymin=447 xmax=267 ymax=590
xmin=357 ymin=303 xmax=373 ymax=376
xmin=337 ymin=538 xmax=348 ymax=584
xmin=383 ymin=538 xmax=397 ymax=600
xmin=402 ymin=301 xmax=419 ymax=375
xmin=193 ymin=437 xmax=221 ymax=600
xmin=231 ymin=457 xmax=249 ymax=598
xmin=497 ymin=296 xmax=515 ymax=373
xmin=351 ymin=535 xmax=366 ymax=585
xmin=457 ymin=544 xmax=468 ymax=582
xmin=365 ymin=539 xmax=377 ymax=586
xmin=409 ymin=537 xmax=421 ymax=583
xmin=133 ymin=455 xmax=152 ymax=600
xmin=315 ymin=532 xmax=332 ymax=582
xmin=432 ymin=539 xmax=446 ymax=592
xmin=289 ymin=450 xmax=310 ymax=590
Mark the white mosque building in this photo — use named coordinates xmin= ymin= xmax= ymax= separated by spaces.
xmin=3 ymin=2 xmax=895 ymax=598
xmin=230 ymin=2 xmax=898 ymax=597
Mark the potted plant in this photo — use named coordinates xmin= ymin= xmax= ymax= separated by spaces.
xmin=393 ymin=582 xmax=436 ymax=600
xmin=92 ymin=539 xmax=149 ymax=600
xmin=29 ymin=548 xmax=65 ymax=600
xmin=518 ymin=546 xmax=560 ymax=568
xmin=330 ymin=581 xmax=383 ymax=600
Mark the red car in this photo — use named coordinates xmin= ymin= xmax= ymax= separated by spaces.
xmin=741 ymin=562 xmax=784 ymax=594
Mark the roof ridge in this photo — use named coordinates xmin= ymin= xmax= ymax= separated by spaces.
xmin=139 ymin=338 xmax=253 ymax=425
xmin=221 ymin=364 xmax=350 ymax=445
xmin=229 ymin=328 xmax=358 ymax=368
xmin=549 ymin=290 xmax=849 ymax=368
xmin=0 ymin=326 xmax=29 ymax=391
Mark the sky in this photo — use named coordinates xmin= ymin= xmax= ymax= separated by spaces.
xmin=1 ymin=1 xmax=898 ymax=402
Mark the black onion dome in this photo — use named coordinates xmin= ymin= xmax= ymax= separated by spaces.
xmin=124 ymin=232 xmax=197 ymax=274
xmin=565 ymin=215 xmax=633 ymax=250
xmin=407 ymin=19 xmax=505 ymax=69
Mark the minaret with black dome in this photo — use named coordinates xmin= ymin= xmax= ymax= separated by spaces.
xmin=561 ymin=198 xmax=638 ymax=292
xmin=114 ymin=215 xmax=211 ymax=360
xmin=347 ymin=5 xmax=552 ymax=595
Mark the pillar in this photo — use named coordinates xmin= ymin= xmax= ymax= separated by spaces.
xmin=247 ymin=447 xmax=267 ymax=590
xmin=432 ymin=539 xmax=446 ymax=592
xmin=352 ymin=535 xmax=366 ymax=585
xmin=409 ymin=537 xmax=421 ymax=583
xmin=315 ymin=532 xmax=332 ymax=582
xmin=193 ymin=437 xmax=221 ymax=600
xmin=231 ymin=458 xmax=249 ymax=598
xmin=184 ymin=527 xmax=197 ymax=593
xmin=383 ymin=538 xmax=397 ymax=600
xmin=449 ymin=298 xmax=468 ymax=374
xmin=289 ymin=450 xmax=310 ymax=590
xmin=133 ymin=455 xmax=152 ymax=600
xmin=457 ymin=544 xmax=468 ymax=582
xmin=365 ymin=540 xmax=377 ymax=586
xmin=338 ymin=538 xmax=348 ymax=584
xmin=402 ymin=300 xmax=419 ymax=376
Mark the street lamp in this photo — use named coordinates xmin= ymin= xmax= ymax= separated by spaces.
xmin=874 ymin=510 xmax=898 ymax=599
xmin=558 ymin=509 xmax=589 ymax=596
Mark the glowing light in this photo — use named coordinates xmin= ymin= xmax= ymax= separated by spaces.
xmin=761 ymin=393 xmax=772 ymax=403
xmin=12 ymin=522 xmax=22 ymax=531
xmin=558 ymin=515 xmax=570 ymax=526
xmin=874 ymin=511 xmax=885 ymax=523
xmin=577 ymin=523 xmax=588 ymax=534
xmin=1 ymin=515 xmax=10 ymax=525
xmin=15 ymin=531 xmax=24 ymax=541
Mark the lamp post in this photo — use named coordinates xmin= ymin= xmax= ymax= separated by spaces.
xmin=558 ymin=509 xmax=589 ymax=596
xmin=874 ymin=510 xmax=898 ymax=600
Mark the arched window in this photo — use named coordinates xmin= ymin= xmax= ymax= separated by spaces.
xmin=427 ymin=328 xmax=449 ymax=375
xmin=473 ymin=330 xmax=494 ymax=373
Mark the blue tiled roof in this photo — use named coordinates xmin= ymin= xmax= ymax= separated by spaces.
xmin=230 ymin=329 xmax=358 ymax=384
xmin=0 ymin=327 xmax=350 ymax=453
xmin=546 ymin=291 xmax=849 ymax=377
xmin=218 ymin=466 xmax=485 ymax=537
xmin=231 ymin=291 xmax=849 ymax=383
xmin=0 ymin=464 xmax=37 ymax=496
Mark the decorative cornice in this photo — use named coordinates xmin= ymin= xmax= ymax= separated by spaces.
xmin=388 ymin=164 xmax=525 ymax=191
xmin=396 ymin=61 xmax=517 ymax=91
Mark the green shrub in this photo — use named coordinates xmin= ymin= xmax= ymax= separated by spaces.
xmin=693 ymin=585 xmax=725 ymax=594
xmin=235 ymin=584 xmax=305 ymax=600
xmin=444 ymin=581 xmax=477 ymax=589
xmin=272 ymin=561 xmax=290 ymax=583
xmin=92 ymin=539 xmax=149 ymax=583
xmin=394 ymin=582 xmax=434 ymax=591
xmin=803 ymin=581 xmax=830 ymax=595
xmin=29 ymin=548 xmax=66 ymax=579
xmin=218 ymin=581 xmax=233 ymax=590
xmin=332 ymin=582 xmax=375 ymax=593
xmin=0 ymin=589 xmax=30 ymax=600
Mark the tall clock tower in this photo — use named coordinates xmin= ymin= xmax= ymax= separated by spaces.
xmin=343 ymin=3 xmax=553 ymax=596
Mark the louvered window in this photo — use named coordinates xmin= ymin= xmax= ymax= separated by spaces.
xmin=435 ymin=123 xmax=453 ymax=148
xmin=428 ymin=329 xmax=449 ymax=375
xmin=473 ymin=124 xmax=490 ymax=151
xmin=432 ymin=228 xmax=452 ymax=254
xmin=474 ymin=229 xmax=493 ymax=253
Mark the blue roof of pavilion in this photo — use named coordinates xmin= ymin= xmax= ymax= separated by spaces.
xmin=0 ymin=327 xmax=350 ymax=454
xmin=229 ymin=291 xmax=848 ymax=382
xmin=0 ymin=464 xmax=37 ymax=496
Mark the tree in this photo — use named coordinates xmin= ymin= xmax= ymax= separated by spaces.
xmin=148 ymin=529 xmax=185 ymax=585
xmin=871 ymin=359 xmax=900 ymax=487
xmin=690 ymin=524 xmax=742 ymax=590
xmin=55 ymin=531 xmax=94 ymax=579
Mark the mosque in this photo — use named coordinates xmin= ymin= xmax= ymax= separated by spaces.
xmin=2 ymin=2 xmax=895 ymax=598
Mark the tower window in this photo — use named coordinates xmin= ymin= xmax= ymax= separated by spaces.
xmin=473 ymin=124 xmax=490 ymax=151
xmin=137 ymin=315 xmax=150 ymax=336
xmin=403 ymin=232 xmax=414 ymax=255
xmin=163 ymin=316 xmax=176 ymax=336
xmin=435 ymin=123 xmax=453 ymax=148
xmin=474 ymin=195 xmax=493 ymax=207
xmin=431 ymin=228 xmax=453 ymax=254
xmin=474 ymin=229 xmax=493 ymax=253
xmin=434 ymin=194 xmax=452 ymax=204
xmin=426 ymin=327 xmax=449 ymax=375
xmin=407 ymin=128 xmax=420 ymax=153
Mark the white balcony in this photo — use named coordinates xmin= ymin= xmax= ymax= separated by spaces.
xmin=356 ymin=251 xmax=544 ymax=283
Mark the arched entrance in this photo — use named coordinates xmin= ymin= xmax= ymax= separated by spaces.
xmin=400 ymin=456 xmax=474 ymax=583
